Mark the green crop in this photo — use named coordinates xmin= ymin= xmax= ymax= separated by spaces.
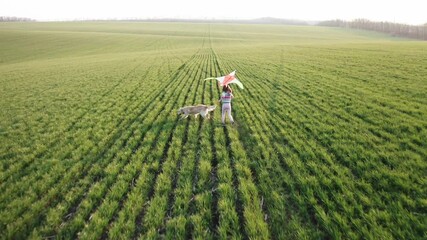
xmin=1 ymin=21 xmax=426 ymax=239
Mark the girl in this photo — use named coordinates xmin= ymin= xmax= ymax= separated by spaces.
xmin=218 ymin=85 xmax=235 ymax=125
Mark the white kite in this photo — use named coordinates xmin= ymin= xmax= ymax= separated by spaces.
xmin=204 ymin=70 xmax=244 ymax=89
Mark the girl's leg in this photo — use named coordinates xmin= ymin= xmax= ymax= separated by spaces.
xmin=221 ymin=105 xmax=226 ymax=123
xmin=228 ymin=106 xmax=234 ymax=123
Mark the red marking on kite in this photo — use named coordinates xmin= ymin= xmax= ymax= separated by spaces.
xmin=222 ymin=74 xmax=235 ymax=85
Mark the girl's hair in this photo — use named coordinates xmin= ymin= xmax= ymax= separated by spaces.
xmin=222 ymin=85 xmax=232 ymax=93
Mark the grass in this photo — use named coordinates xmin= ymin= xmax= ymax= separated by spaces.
xmin=0 ymin=21 xmax=426 ymax=239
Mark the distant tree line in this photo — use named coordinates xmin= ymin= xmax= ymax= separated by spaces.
xmin=318 ymin=19 xmax=427 ymax=40
xmin=0 ymin=16 xmax=35 ymax=22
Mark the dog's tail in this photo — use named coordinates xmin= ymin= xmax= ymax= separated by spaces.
xmin=207 ymin=105 xmax=217 ymax=111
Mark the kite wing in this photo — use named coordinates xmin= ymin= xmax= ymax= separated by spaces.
xmin=228 ymin=78 xmax=244 ymax=89
xmin=204 ymin=70 xmax=244 ymax=89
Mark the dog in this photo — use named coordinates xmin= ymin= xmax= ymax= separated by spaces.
xmin=177 ymin=105 xmax=216 ymax=119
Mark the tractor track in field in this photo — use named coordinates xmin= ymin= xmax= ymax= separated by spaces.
xmin=186 ymin=55 xmax=210 ymax=238
xmin=211 ymin=49 xmax=249 ymax=240
xmin=161 ymin=53 xmax=209 ymax=237
xmin=159 ymin=55 xmax=206 ymax=238
xmin=207 ymin=52 xmax=220 ymax=237
xmin=131 ymin=52 xmax=206 ymax=240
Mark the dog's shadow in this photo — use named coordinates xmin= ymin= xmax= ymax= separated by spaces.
xmin=177 ymin=115 xmax=215 ymax=123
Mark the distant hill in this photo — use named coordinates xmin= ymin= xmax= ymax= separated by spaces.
xmin=59 ymin=17 xmax=310 ymax=26
xmin=242 ymin=17 xmax=309 ymax=25
xmin=126 ymin=17 xmax=310 ymax=25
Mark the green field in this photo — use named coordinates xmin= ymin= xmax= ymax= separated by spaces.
xmin=0 ymin=22 xmax=426 ymax=239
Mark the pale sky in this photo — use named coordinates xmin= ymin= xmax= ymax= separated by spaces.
xmin=1 ymin=0 xmax=426 ymax=25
